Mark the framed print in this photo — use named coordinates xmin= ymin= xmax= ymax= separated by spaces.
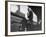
xmin=5 ymin=1 xmax=45 ymax=36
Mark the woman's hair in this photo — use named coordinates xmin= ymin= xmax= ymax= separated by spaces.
xmin=28 ymin=7 xmax=33 ymax=21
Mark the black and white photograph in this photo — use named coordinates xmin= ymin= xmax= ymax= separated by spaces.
xmin=5 ymin=1 xmax=45 ymax=35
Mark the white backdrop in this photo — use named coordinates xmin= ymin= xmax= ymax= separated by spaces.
xmin=0 ymin=0 xmax=46 ymax=37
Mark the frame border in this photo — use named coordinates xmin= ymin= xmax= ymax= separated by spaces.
xmin=5 ymin=1 xmax=45 ymax=36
